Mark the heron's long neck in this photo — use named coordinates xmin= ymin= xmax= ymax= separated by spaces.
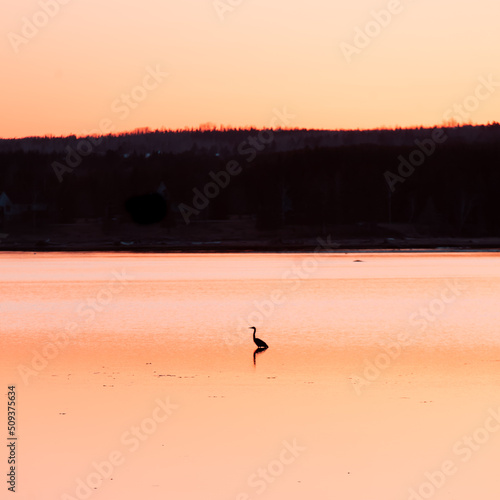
xmin=252 ymin=328 xmax=256 ymax=339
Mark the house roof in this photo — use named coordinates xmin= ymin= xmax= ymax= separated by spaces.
xmin=0 ymin=190 xmax=47 ymax=205
xmin=0 ymin=192 xmax=12 ymax=206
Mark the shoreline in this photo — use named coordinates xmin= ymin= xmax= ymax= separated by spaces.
xmin=1 ymin=238 xmax=500 ymax=253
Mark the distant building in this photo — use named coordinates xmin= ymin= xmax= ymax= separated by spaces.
xmin=0 ymin=192 xmax=11 ymax=220
xmin=0 ymin=191 xmax=48 ymax=223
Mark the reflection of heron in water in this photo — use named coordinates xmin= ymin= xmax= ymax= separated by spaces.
xmin=250 ymin=327 xmax=268 ymax=349
xmin=253 ymin=347 xmax=267 ymax=366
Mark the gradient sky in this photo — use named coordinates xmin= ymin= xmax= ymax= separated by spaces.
xmin=2 ymin=0 xmax=500 ymax=138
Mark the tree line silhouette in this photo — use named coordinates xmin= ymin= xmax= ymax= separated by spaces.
xmin=1 ymin=125 xmax=500 ymax=242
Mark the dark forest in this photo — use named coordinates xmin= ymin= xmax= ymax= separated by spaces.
xmin=1 ymin=124 xmax=500 ymax=250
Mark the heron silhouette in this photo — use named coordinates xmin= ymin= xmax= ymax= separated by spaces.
xmin=250 ymin=327 xmax=268 ymax=349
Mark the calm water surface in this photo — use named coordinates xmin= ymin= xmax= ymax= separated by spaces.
xmin=1 ymin=252 xmax=500 ymax=500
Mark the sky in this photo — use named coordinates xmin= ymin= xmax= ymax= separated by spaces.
xmin=1 ymin=0 xmax=500 ymax=138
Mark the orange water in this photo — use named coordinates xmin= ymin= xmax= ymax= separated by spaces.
xmin=1 ymin=252 xmax=500 ymax=500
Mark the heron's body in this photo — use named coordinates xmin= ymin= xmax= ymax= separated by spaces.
xmin=250 ymin=327 xmax=268 ymax=349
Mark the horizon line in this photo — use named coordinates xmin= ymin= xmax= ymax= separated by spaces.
xmin=2 ymin=120 xmax=500 ymax=141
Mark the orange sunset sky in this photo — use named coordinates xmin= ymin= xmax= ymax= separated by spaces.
xmin=2 ymin=0 xmax=500 ymax=138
